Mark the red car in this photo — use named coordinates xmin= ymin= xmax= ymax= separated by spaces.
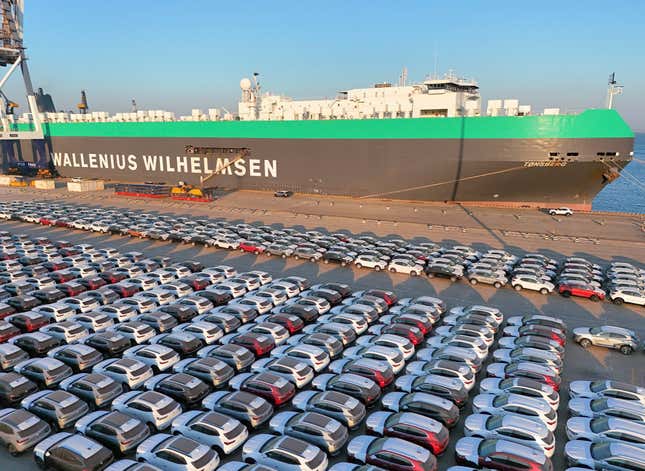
xmin=56 ymin=282 xmax=87 ymax=297
xmin=54 ymin=220 xmax=70 ymax=228
xmin=0 ymin=304 xmax=16 ymax=320
xmin=262 ymin=313 xmax=304 ymax=334
xmin=366 ymin=411 xmax=450 ymax=456
xmin=381 ymin=323 xmax=424 ymax=345
xmin=512 ymin=325 xmax=566 ymax=347
xmin=99 ymin=271 xmax=129 ymax=284
xmin=0 ymin=252 xmax=19 ymax=261
xmin=229 ymin=332 xmax=275 ymax=356
xmin=361 ymin=289 xmax=398 ymax=306
xmin=390 ymin=314 xmax=432 ymax=335
xmin=58 ymin=247 xmax=81 ymax=256
xmin=179 ymin=276 xmax=211 ymax=291
xmin=54 ymin=240 xmax=72 ymax=249
xmin=79 ymin=277 xmax=107 ymax=290
xmin=39 ymin=217 xmax=54 ymax=226
xmin=558 ymin=282 xmax=605 ymax=301
xmin=239 ymin=240 xmax=265 ymax=255
xmin=0 ymin=321 xmax=21 ymax=342
xmin=339 ymin=358 xmax=394 ymax=388
xmin=232 ymin=371 xmax=295 ymax=406
xmin=107 ymin=282 xmax=140 ymax=298
xmin=7 ymin=312 xmax=49 ymax=332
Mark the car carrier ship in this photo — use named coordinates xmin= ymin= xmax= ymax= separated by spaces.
xmin=0 ymin=3 xmax=635 ymax=210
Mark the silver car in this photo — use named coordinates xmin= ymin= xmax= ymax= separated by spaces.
xmin=269 ymin=411 xmax=348 ymax=455
xmin=171 ymin=410 xmax=248 ymax=455
xmin=292 ymin=391 xmax=366 ymax=430
xmin=464 ymin=413 xmax=555 ymax=457
xmin=566 ymin=416 xmax=645 ymax=449
xmin=270 ymin=344 xmax=330 ymax=372
xmin=569 ymin=380 xmax=645 ymax=404
xmin=75 ymin=410 xmax=150 ymax=454
xmin=112 ymin=391 xmax=182 ymax=432
xmin=21 ymin=389 xmax=89 ymax=431
xmin=135 ymin=433 xmax=219 ymax=471
xmin=242 ymin=433 xmax=328 ymax=471
xmin=0 ymin=407 xmax=50 ymax=454
xmin=479 ymin=377 xmax=559 ymax=409
xmin=93 ymin=358 xmax=155 ymax=390
xmin=565 ymin=439 xmax=645 ymax=470
xmin=573 ymin=325 xmax=640 ymax=355
xmin=472 ymin=392 xmax=558 ymax=431
xmin=568 ymin=397 xmax=645 ymax=422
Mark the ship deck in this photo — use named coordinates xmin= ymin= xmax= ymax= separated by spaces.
xmin=0 ymin=184 xmax=643 ymax=471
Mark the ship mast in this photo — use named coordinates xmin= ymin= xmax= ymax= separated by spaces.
xmin=606 ymin=73 xmax=623 ymax=109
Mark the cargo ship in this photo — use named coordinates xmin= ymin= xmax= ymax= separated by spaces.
xmin=1 ymin=72 xmax=635 ymax=210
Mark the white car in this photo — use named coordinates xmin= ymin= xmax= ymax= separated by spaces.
xmin=171 ymin=410 xmax=247 ymax=455
xmin=211 ymin=237 xmax=240 ymax=250
xmin=124 ymin=344 xmax=180 ymax=373
xmin=354 ymin=255 xmax=388 ymax=271
xmin=511 ymin=275 xmax=555 ymax=294
xmin=548 ymin=207 xmax=573 ymax=216
xmin=113 ymin=392 xmax=182 ymax=432
xmin=387 ymin=259 xmax=424 ymax=276
xmin=609 ymin=287 xmax=645 ymax=306
xmin=32 ymin=303 xmax=76 ymax=322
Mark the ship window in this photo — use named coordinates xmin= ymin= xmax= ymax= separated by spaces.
xmin=420 ymin=109 xmax=448 ymax=117
xmin=566 ymin=152 xmax=579 ymax=157
xmin=605 ymin=152 xmax=617 ymax=156
xmin=548 ymin=152 xmax=560 ymax=157
xmin=597 ymin=152 xmax=606 ymax=156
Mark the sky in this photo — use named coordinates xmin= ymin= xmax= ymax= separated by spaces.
xmin=5 ymin=0 xmax=645 ymax=130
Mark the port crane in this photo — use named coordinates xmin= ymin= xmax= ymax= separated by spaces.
xmin=0 ymin=0 xmax=42 ymax=139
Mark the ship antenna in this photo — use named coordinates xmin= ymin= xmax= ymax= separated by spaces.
xmin=433 ymin=42 xmax=439 ymax=79
xmin=131 ymin=99 xmax=137 ymax=113
xmin=606 ymin=73 xmax=623 ymax=109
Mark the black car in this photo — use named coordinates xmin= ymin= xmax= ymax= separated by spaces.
xmin=33 ymin=432 xmax=114 ymax=471
xmin=196 ymin=313 xmax=241 ymax=334
xmin=6 ymin=295 xmax=41 ymax=312
xmin=322 ymin=251 xmax=353 ymax=267
xmin=150 ymin=256 xmax=172 ymax=268
xmin=82 ymin=332 xmax=131 ymax=357
xmin=157 ymin=304 xmax=198 ymax=323
xmin=201 ymin=344 xmax=255 ymax=372
xmin=75 ymin=410 xmax=149 ymax=455
xmin=306 ymin=289 xmax=342 ymax=306
xmin=31 ymin=288 xmax=66 ymax=303
xmin=424 ymin=264 xmax=463 ymax=281
xmin=3 ymin=282 xmax=36 ymax=297
xmin=0 ymin=303 xmax=16 ymax=320
xmin=10 ymin=332 xmax=61 ymax=357
xmin=145 ymin=373 xmax=210 ymax=409
xmin=173 ymin=357 xmax=234 ymax=389
xmin=196 ymin=289 xmax=233 ymax=307
xmin=151 ymin=333 xmax=202 ymax=357
xmin=135 ymin=312 xmax=178 ymax=333
xmin=178 ymin=260 xmax=204 ymax=273
xmin=274 ymin=304 xmax=319 ymax=323
xmin=213 ymin=305 xmax=257 ymax=324
xmin=49 ymin=344 xmax=104 ymax=372
xmin=0 ymin=372 xmax=38 ymax=406
xmin=315 ymin=282 xmax=352 ymax=298
xmin=314 ymin=373 xmax=381 ymax=407
xmin=84 ymin=287 xmax=121 ymax=306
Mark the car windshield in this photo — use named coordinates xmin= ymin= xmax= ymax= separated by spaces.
xmin=590 ymin=417 xmax=611 ymax=433
xmin=590 ymin=442 xmax=613 ymax=460
xmin=589 ymin=327 xmax=603 ymax=335
xmin=479 ymin=439 xmax=498 ymax=456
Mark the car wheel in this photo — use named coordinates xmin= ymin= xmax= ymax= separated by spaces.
xmin=589 ymin=294 xmax=599 ymax=302
xmin=539 ymin=288 xmax=549 ymax=295
xmin=469 ymin=278 xmax=478 ymax=285
xmin=239 ymin=248 xmax=244 ymax=252
xmin=561 ymin=291 xmax=571 ymax=298
xmin=8 ymin=444 xmax=18 ymax=457
xmin=35 ymin=457 xmax=46 ymax=469
xmin=310 ymin=257 xmax=317 ymax=262
xmin=281 ymin=254 xmax=286 ymax=259
xmin=254 ymin=250 xmax=260 ymax=255
xmin=389 ymin=268 xmax=397 ymax=273
xmin=294 ymin=255 xmax=299 ymax=260
xmin=620 ymin=345 xmax=633 ymax=355
xmin=356 ymin=263 xmax=362 ymax=269
xmin=341 ymin=262 xmax=346 ymax=267
xmin=410 ymin=271 xmax=417 ymax=277
xmin=513 ymin=284 xmax=522 ymax=291
xmin=612 ymin=297 xmax=624 ymax=305
xmin=147 ymin=422 xmax=156 ymax=434
xmin=493 ymin=281 xmax=502 ymax=288
xmin=323 ymin=259 xmax=329 ymax=264
xmin=375 ymin=266 xmax=381 ymax=271
xmin=450 ymin=275 xmax=457 ymax=282
xmin=579 ymin=338 xmax=592 ymax=348
xmin=427 ymin=272 xmax=435 ymax=278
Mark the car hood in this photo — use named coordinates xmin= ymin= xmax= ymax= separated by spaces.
xmin=455 ymin=436 xmax=480 ymax=461
xmin=566 ymin=417 xmax=593 ymax=437
xmin=346 ymin=435 xmax=377 ymax=462
xmin=486 ymin=363 xmax=506 ymax=378
xmin=565 ymin=440 xmax=594 ymax=463
xmin=463 ymin=414 xmax=488 ymax=434
xmin=568 ymin=381 xmax=592 ymax=398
